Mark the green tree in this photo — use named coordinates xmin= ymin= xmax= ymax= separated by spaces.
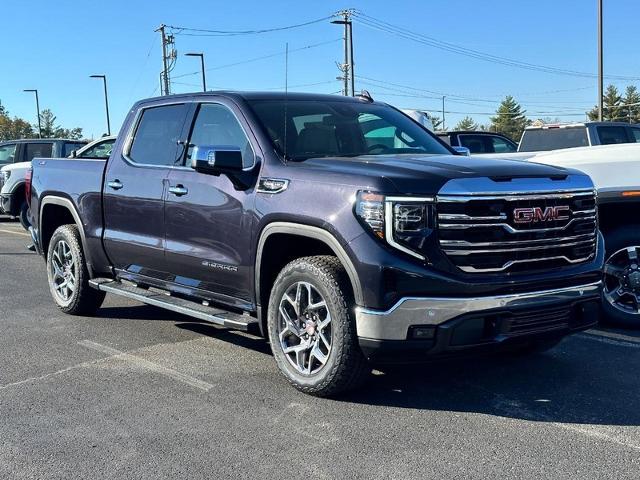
xmin=454 ymin=116 xmax=478 ymax=131
xmin=490 ymin=96 xmax=529 ymax=141
xmin=38 ymin=109 xmax=83 ymax=139
xmin=429 ymin=115 xmax=444 ymax=131
xmin=623 ymin=85 xmax=640 ymax=123
xmin=0 ymin=102 xmax=36 ymax=141
xmin=587 ymin=84 xmax=625 ymax=121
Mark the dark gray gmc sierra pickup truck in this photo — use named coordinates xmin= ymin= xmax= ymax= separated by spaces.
xmin=28 ymin=91 xmax=604 ymax=396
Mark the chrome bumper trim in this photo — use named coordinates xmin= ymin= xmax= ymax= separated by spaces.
xmin=355 ymin=281 xmax=602 ymax=341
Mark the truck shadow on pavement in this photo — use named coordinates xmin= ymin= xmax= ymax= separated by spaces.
xmin=97 ymin=304 xmax=639 ymax=427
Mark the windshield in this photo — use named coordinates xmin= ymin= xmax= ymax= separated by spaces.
xmin=519 ymin=127 xmax=589 ymax=152
xmin=247 ymin=99 xmax=451 ymax=161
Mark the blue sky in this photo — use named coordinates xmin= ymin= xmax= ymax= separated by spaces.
xmin=1 ymin=0 xmax=638 ymax=139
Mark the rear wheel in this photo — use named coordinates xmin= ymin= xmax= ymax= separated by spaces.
xmin=267 ymin=256 xmax=370 ymax=396
xmin=19 ymin=201 xmax=30 ymax=230
xmin=602 ymin=226 xmax=640 ymax=328
xmin=46 ymin=224 xmax=105 ymax=315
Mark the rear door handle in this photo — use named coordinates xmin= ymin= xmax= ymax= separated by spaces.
xmin=107 ymin=179 xmax=123 ymax=190
xmin=168 ymin=185 xmax=188 ymax=196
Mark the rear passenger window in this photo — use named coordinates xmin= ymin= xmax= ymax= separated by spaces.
xmin=597 ymin=126 xmax=629 ymax=145
xmin=25 ymin=143 xmax=53 ymax=162
xmin=491 ymin=136 xmax=517 ymax=153
xmin=129 ymin=104 xmax=188 ymax=166
xmin=459 ymin=135 xmax=488 ymax=153
xmin=630 ymin=128 xmax=640 ymax=143
xmin=187 ymin=103 xmax=254 ymax=168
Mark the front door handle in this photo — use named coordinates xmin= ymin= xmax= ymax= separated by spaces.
xmin=107 ymin=179 xmax=123 ymax=190
xmin=168 ymin=185 xmax=188 ymax=196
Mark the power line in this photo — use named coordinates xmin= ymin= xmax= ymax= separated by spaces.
xmin=353 ymin=11 xmax=640 ymax=82
xmin=167 ymin=16 xmax=331 ymax=37
xmin=172 ymin=39 xmax=341 ymax=80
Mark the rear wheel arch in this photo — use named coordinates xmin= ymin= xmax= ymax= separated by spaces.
xmin=255 ymin=223 xmax=363 ymax=335
xmin=40 ymin=197 xmax=92 ymax=271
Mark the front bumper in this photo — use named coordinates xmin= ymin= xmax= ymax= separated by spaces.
xmin=0 ymin=192 xmax=20 ymax=216
xmin=356 ymin=281 xmax=601 ymax=362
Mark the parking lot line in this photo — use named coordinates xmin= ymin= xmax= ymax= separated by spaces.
xmin=585 ymin=329 xmax=640 ymax=344
xmin=0 ymin=228 xmax=29 ymax=237
xmin=78 ymin=340 xmax=214 ymax=392
xmin=578 ymin=331 xmax=640 ymax=348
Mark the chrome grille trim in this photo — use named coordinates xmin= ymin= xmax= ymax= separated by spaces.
xmin=457 ymin=254 xmax=595 ymax=273
xmin=436 ymin=185 xmax=598 ymax=274
xmin=438 ymin=215 xmax=596 ymax=233
xmin=440 ymin=232 xmax=596 ymax=248
xmin=437 ymin=190 xmax=595 ymax=203
xmin=443 ymin=238 xmax=595 ymax=255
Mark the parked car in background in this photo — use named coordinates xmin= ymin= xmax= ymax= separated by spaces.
xmin=437 ymin=131 xmax=518 ymax=154
xmin=0 ymin=139 xmax=87 ymax=228
xmin=71 ymin=136 xmax=116 ymax=159
xmin=401 ymin=109 xmax=435 ymax=131
xmin=518 ymin=122 xmax=640 ymax=153
xmin=28 ymin=91 xmax=603 ymax=396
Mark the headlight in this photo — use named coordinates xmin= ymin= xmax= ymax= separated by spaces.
xmin=355 ymin=192 xmax=436 ymax=260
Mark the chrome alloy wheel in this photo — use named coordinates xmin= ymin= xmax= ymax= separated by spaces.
xmin=603 ymin=246 xmax=640 ymax=315
xmin=277 ymin=281 xmax=332 ymax=375
xmin=51 ymin=239 xmax=76 ymax=302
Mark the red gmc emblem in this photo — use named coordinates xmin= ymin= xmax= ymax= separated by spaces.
xmin=513 ymin=206 xmax=570 ymax=224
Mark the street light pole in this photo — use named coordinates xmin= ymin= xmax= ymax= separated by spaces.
xmin=90 ymin=75 xmax=111 ymax=136
xmin=23 ymin=89 xmax=42 ymax=138
xmin=442 ymin=96 xmax=446 ymax=131
xmin=185 ymin=53 xmax=207 ymax=92
xmin=598 ymin=0 xmax=604 ymax=121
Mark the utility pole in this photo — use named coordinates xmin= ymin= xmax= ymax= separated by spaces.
xmin=90 ymin=75 xmax=111 ymax=136
xmin=442 ymin=96 xmax=446 ymax=131
xmin=23 ymin=89 xmax=41 ymax=138
xmin=156 ymin=24 xmax=176 ymax=95
xmin=598 ymin=0 xmax=604 ymax=121
xmin=332 ymin=10 xmax=355 ymax=96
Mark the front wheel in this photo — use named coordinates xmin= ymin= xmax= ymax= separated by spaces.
xmin=46 ymin=224 xmax=105 ymax=315
xmin=267 ymin=256 xmax=370 ymax=396
xmin=601 ymin=226 xmax=640 ymax=328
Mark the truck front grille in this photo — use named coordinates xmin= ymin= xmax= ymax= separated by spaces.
xmin=437 ymin=189 xmax=597 ymax=273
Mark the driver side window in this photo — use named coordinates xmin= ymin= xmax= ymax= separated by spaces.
xmin=188 ymin=103 xmax=255 ymax=168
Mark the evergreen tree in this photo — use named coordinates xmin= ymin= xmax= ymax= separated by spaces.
xmin=429 ymin=115 xmax=444 ymax=131
xmin=454 ymin=116 xmax=478 ymax=131
xmin=490 ymin=96 xmax=529 ymax=141
xmin=38 ymin=109 xmax=83 ymax=139
xmin=623 ymin=85 xmax=640 ymax=123
xmin=587 ymin=84 xmax=625 ymax=121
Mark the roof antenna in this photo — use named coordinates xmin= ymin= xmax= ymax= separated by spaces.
xmin=283 ymin=42 xmax=289 ymax=164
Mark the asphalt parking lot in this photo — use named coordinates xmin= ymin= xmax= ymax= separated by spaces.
xmin=0 ymin=218 xmax=639 ymax=479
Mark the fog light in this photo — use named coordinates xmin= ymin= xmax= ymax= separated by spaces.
xmin=410 ymin=326 xmax=436 ymax=340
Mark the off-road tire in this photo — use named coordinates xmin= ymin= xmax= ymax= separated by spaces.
xmin=601 ymin=226 xmax=640 ymax=328
xmin=46 ymin=224 xmax=105 ymax=315
xmin=267 ymin=256 xmax=370 ymax=396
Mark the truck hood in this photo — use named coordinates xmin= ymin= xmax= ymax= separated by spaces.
xmin=298 ymin=154 xmax=575 ymax=194
xmin=1 ymin=161 xmax=31 ymax=172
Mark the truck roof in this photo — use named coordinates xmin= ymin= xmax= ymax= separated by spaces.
xmin=525 ymin=121 xmax=638 ymax=130
xmin=0 ymin=138 xmax=85 ymax=145
xmin=134 ymin=91 xmax=382 ymax=108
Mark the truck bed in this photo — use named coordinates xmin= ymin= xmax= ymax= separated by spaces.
xmin=30 ymin=157 xmax=107 ymax=267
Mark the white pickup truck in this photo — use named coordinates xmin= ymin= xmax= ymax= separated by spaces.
xmin=478 ymin=143 xmax=640 ymax=327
